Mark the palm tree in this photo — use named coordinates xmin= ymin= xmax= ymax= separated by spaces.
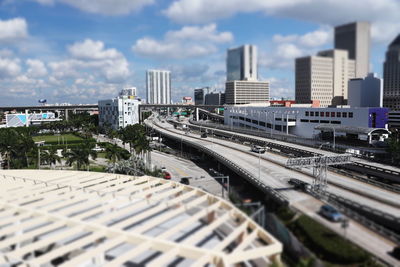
xmin=104 ymin=144 xmax=130 ymax=172
xmin=64 ymin=141 xmax=97 ymax=170
xmin=41 ymin=147 xmax=61 ymax=169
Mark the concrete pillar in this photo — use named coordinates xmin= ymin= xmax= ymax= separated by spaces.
xmin=25 ymin=109 xmax=29 ymax=127
xmin=195 ymin=108 xmax=199 ymax=121
xmin=65 ymin=109 xmax=69 ymax=121
xmin=286 ymin=114 xmax=289 ymax=135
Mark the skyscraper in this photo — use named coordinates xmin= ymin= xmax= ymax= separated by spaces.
xmin=227 ymin=45 xmax=258 ymax=81
xmin=146 ymin=70 xmax=171 ymax=104
xmin=334 ymin=22 xmax=370 ymax=78
xmin=383 ymin=34 xmax=400 ymax=110
xmin=194 ymin=87 xmax=209 ymax=105
xmin=225 ymin=80 xmax=269 ymax=105
xmin=348 ymin=73 xmax=383 ymax=108
xmin=295 ymin=49 xmax=355 ymax=107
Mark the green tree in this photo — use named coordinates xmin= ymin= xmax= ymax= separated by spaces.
xmin=64 ymin=141 xmax=97 ymax=170
xmin=104 ymin=143 xmax=130 ymax=172
xmin=386 ymin=134 xmax=400 ymax=165
xmin=41 ymin=147 xmax=61 ymax=169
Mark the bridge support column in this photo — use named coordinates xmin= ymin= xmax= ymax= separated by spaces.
xmin=25 ymin=109 xmax=29 ymax=127
xmin=65 ymin=109 xmax=69 ymax=121
xmin=195 ymin=108 xmax=199 ymax=121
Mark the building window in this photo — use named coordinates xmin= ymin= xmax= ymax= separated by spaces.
xmin=326 ymin=112 xmax=330 ymax=117
xmin=349 ymin=112 xmax=353 ymax=118
xmin=331 ymin=112 xmax=335 ymax=117
xmin=337 ymin=112 xmax=341 ymax=117
xmin=315 ymin=111 xmax=319 ymax=116
xmin=321 ymin=112 xmax=324 ymax=117
xmin=342 ymin=112 xmax=347 ymax=118
xmin=300 ymin=119 xmax=309 ymax=122
xmin=310 ymin=111 xmax=314 ymax=116
xmin=305 ymin=111 xmax=309 ymax=116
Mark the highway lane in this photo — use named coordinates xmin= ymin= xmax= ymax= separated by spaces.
xmin=148 ymin=118 xmax=399 ymax=265
xmin=189 ymin=120 xmax=400 ymax=175
xmin=150 ymin=151 xmax=227 ymax=198
xmin=94 ymin=134 xmax=226 ymax=199
xmin=177 ymin=120 xmax=400 ymax=209
xmin=153 ymin=120 xmax=400 ymax=216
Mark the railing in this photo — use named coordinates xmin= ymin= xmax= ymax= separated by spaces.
xmin=309 ymin=190 xmax=400 ymax=244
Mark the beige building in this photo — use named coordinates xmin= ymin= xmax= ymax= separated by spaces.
xmin=225 ymin=80 xmax=269 ymax=105
xmin=335 ymin=21 xmax=370 ymax=78
xmin=295 ymin=49 xmax=355 ymax=107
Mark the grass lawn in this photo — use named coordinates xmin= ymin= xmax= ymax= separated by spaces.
xmin=33 ymin=134 xmax=83 ymax=143
xmin=97 ymin=152 xmax=106 ymax=158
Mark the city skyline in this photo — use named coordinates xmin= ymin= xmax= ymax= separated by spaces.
xmin=0 ymin=0 xmax=400 ymax=105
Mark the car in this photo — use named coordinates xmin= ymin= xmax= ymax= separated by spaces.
xmin=251 ymin=144 xmax=266 ymax=154
xmin=201 ymin=133 xmax=207 ymax=138
xmin=163 ymin=171 xmax=171 ymax=180
xmin=287 ymin=178 xmax=311 ymax=191
xmin=180 ymin=177 xmax=190 ymax=185
xmin=391 ymin=246 xmax=400 ymax=260
xmin=319 ymin=205 xmax=344 ymax=222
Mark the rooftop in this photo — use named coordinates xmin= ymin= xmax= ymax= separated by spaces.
xmin=0 ymin=170 xmax=281 ymax=266
xmin=315 ymin=124 xmax=390 ymax=136
xmin=389 ymin=34 xmax=400 ymax=47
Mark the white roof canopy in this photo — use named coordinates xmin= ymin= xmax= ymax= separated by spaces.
xmin=0 ymin=170 xmax=282 ymax=266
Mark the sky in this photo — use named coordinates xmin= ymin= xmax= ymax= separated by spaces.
xmin=0 ymin=0 xmax=399 ymax=106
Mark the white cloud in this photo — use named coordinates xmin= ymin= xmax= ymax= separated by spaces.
xmin=48 ymin=39 xmax=130 ymax=84
xmin=68 ymin=39 xmax=122 ymax=60
xmin=261 ymin=28 xmax=331 ymax=70
xmin=164 ymin=0 xmax=400 ymax=43
xmin=132 ymin=24 xmax=233 ymax=59
xmin=0 ymin=57 xmax=21 ymax=79
xmin=0 ymin=17 xmax=28 ymax=42
xmin=26 ymin=59 xmax=48 ymax=77
xmin=32 ymin=0 xmax=154 ymax=15
xmin=266 ymin=77 xmax=294 ymax=99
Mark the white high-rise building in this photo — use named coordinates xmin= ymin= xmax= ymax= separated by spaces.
xmin=348 ymin=73 xmax=383 ymax=108
xmin=98 ymin=93 xmax=141 ymax=130
xmin=227 ymin=45 xmax=258 ymax=81
xmin=146 ymin=70 xmax=171 ymax=104
xmin=295 ymin=49 xmax=355 ymax=107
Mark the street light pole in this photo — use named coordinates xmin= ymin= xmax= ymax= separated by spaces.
xmin=258 ymin=151 xmax=261 ymax=180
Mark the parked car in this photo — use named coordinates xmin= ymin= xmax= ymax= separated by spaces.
xmin=201 ymin=133 xmax=207 ymax=138
xmin=251 ymin=144 xmax=266 ymax=154
xmin=319 ymin=205 xmax=344 ymax=222
xmin=163 ymin=171 xmax=171 ymax=180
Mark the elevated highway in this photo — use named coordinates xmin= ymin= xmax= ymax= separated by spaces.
xmin=145 ymin=116 xmax=400 ymax=265
xmin=186 ymin=120 xmax=400 ymax=183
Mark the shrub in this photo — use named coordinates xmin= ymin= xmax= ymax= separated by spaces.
xmin=290 ymin=215 xmax=369 ymax=264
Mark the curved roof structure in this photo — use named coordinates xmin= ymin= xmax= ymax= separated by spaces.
xmin=314 ymin=124 xmax=390 ymax=136
xmin=0 ymin=170 xmax=282 ymax=266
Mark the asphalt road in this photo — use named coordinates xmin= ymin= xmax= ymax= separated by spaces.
xmin=148 ymin=118 xmax=399 ymax=265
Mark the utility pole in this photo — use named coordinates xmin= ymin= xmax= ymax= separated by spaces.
xmin=38 ymin=148 xmax=40 ymax=170
xmin=258 ymin=151 xmax=261 ymax=180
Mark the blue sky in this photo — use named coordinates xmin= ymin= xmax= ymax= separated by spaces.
xmin=0 ymin=0 xmax=399 ymax=105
